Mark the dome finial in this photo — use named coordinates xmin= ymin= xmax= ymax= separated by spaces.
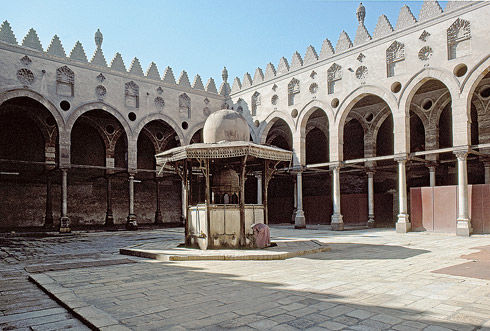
xmin=356 ymin=2 xmax=365 ymax=25
xmin=95 ymin=28 xmax=103 ymax=48
xmin=222 ymin=66 xmax=228 ymax=82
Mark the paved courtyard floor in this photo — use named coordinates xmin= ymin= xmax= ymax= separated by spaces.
xmin=1 ymin=226 xmax=490 ymax=330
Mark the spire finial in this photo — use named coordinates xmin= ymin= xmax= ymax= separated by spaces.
xmin=95 ymin=28 xmax=103 ymax=48
xmin=222 ymin=66 xmax=228 ymax=82
xmin=357 ymin=2 xmax=366 ymax=25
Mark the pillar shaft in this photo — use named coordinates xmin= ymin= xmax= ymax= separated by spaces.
xmin=455 ymin=151 xmax=472 ymax=236
xmin=155 ymin=179 xmax=163 ymax=224
xmin=294 ymin=171 xmax=306 ymax=229
xmin=331 ymin=164 xmax=343 ymax=230
xmin=44 ymin=174 xmax=53 ymax=228
xmin=59 ymin=168 xmax=70 ymax=233
xmin=395 ymin=157 xmax=410 ymax=233
xmin=429 ymin=166 xmax=436 ymax=187
xmin=367 ymin=171 xmax=375 ymax=227
xmin=126 ymin=173 xmax=138 ymax=230
xmin=484 ymin=162 xmax=490 ymax=184
xmin=256 ymin=174 xmax=263 ymax=204
xmin=105 ymin=176 xmax=114 ymax=226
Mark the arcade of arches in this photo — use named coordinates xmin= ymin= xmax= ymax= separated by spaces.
xmin=1 ymin=70 xmax=490 ymax=235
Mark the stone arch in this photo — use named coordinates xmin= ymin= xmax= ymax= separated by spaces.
xmin=461 ymin=55 xmax=490 ymax=114
xmin=186 ymin=122 xmax=205 ymax=145
xmin=258 ymin=111 xmax=295 ymax=145
xmin=398 ymin=67 xmax=460 ymax=116
xmin=335 ymin=86 xmax=398 ymax=159
xmin=134 ymin=113 xmax=184 ymax=145
xmin=296 ymin=100 xmax=334 ymax=133
xmin=335 ymin=85 xmax=398 ymax=124
xmin=0 ymin=88 xmax=64 ymax=133
xmin=66 ymin=102 xmax=131 ymax=142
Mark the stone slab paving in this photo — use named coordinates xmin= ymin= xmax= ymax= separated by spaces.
xmin=3 ymin=226 xmax=489 ymax=330
xmin=0 ymin=229 xmax=183 ymax=330
xmin=120 ymin=239 xmax=330 ymax=261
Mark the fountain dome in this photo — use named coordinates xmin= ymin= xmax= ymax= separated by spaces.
xmin=203 ymin=109 xmax=250 ymax=143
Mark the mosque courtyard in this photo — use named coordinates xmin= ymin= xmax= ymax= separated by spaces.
xmin=1 ymin=226 xmax=489 ymax=330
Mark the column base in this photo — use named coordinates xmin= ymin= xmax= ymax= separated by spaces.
xmin=367 ymin=217 xmax=375 ymax=228
xmin=294 ymin=210 xmax=306 ymax=229
xmin=105 ymin=213 xmax=114 ymax=226
xmin=155 ymin=211 xmax=163 ymax=225
xmin=44 ymin=215 xmax=54 ymax=229
xmin=59 ymin=217 xmax=71 ymax=233
xmin=396 ymin=214 xmax=411 ymax=233
xmin=331 ymin=214 xmax=344 ymax=231
xmin=291 ymin=208 xmax=297 ymax=224
xmin=126 ymin=214 xmax=138 ymax=230
xmin=456 ymin=219 xmax=472 ymax=237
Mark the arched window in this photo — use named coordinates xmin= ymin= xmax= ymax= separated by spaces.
xmin=386 ymin=41 xmax=405 ymax=77
xmin=447 ymin=18 xmax=471 ymax=60
xmin=56 ymin=66 xmax=74 ymax=97
xmin=327 ymin=63 xmax=342 ymax=95
xmin=125 ymin=81 xmax=139 ymax=108
xmin=179 ymin=93 xmax=191 ymax=119
xmin=288 ymin=78 xmax=300 ymax=106
xmin=251 ymin=92 xmax=261 ymax=116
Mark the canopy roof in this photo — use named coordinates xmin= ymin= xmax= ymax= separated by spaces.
xmin=155 ymin=141 xmax=292 ymax=165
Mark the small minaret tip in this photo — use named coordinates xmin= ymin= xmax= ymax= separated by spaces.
xmin=95 ymin=28 xmax=103 ymax=48
xmin=357 ymin=2 xmax=366 ymax=25
xmin=222 ymin=66 xmax=228 ymax=82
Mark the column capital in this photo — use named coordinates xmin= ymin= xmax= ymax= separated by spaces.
xmin=453 ymin=149 xmax=469 ymax=160
xmin=394 ymin=153 xmax=408 ymax=163
xmin=366 ymin=169 xmax=375 ymax=176
xmin=329 ymin=161 xmax=343 ymax=171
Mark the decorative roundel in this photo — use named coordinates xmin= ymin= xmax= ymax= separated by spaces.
xmin=418 ymin=46 xmax=433 ymax=61
xmin=309 ymin=83 xmax=318 ymax=94
xmin=271 ymin=95 xmax=279 ymax=105
xmin=16 ymin=68 xmax=34 ymax=85
xmin=355 ymin=66 xmax=368 ymax=80
xmin=154 ymin=96 xmax=165 ymax=110
xmin=95 ymin=85 xmax=107 ymax=99
xmin=291 ymin=109 xmax=298 ymax=118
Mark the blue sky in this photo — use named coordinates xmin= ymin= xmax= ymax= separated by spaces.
xmin=2 ymin=1 xmax=447 ymax=86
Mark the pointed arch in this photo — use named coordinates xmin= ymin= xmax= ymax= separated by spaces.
xmin=258 ymin=111 xmax=295 ymax=145
xmin=66 ymin=102 xmax=131 ymax=143
xmin=0 ymin=88 xmax=64 ymax=132
xmin=134 ymin=113 xmax=184 ymax=145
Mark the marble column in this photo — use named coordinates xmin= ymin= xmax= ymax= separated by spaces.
xmin=294 ymin=171 xmax=306 ymax=229
xmin=256 ymin=173 xmax=262 ymax=204
xmin=105 ymin=176 xmax=114 ymax=226
xmin=59 ymin=168 xmax=70 ymax=233
xmin=181 ymin=180 xmax=187 ymax=224
xmin=126 ymin=173 xmax=138 ymax=230
xmin=455 ymin=151 xmax=472 ymax=236
xmin=367 ymin=170 xmax=375 ymax=228
xmin=155 ymin=178 xmax=163 ymax=224
xmin=428 ymin=166 xmax=436 ymax=187
xmin=484 ymin=162 xmax=490 ymax=184
xmin=43 ymin=174 xmax=54 ymax=228
xmin=395 ymin=157 xmax=410 ymax=233
xmin=331 ymin=163 xmax=344 ymax=230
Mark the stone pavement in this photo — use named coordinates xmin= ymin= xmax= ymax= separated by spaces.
xmin=120 ymin=239 xmax=330 ymax=261
xmin=1 ymin=227 xmax=490 ymax=330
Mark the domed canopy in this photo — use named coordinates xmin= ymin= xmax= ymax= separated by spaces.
xmin=203 ymin=109 xmax=250 ymax=144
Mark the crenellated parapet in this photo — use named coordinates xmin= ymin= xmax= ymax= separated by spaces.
xmin=227 ymin=0 xmax=475 ymax=96
xmin=0 ymin=23 xmax=220 ymax=95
